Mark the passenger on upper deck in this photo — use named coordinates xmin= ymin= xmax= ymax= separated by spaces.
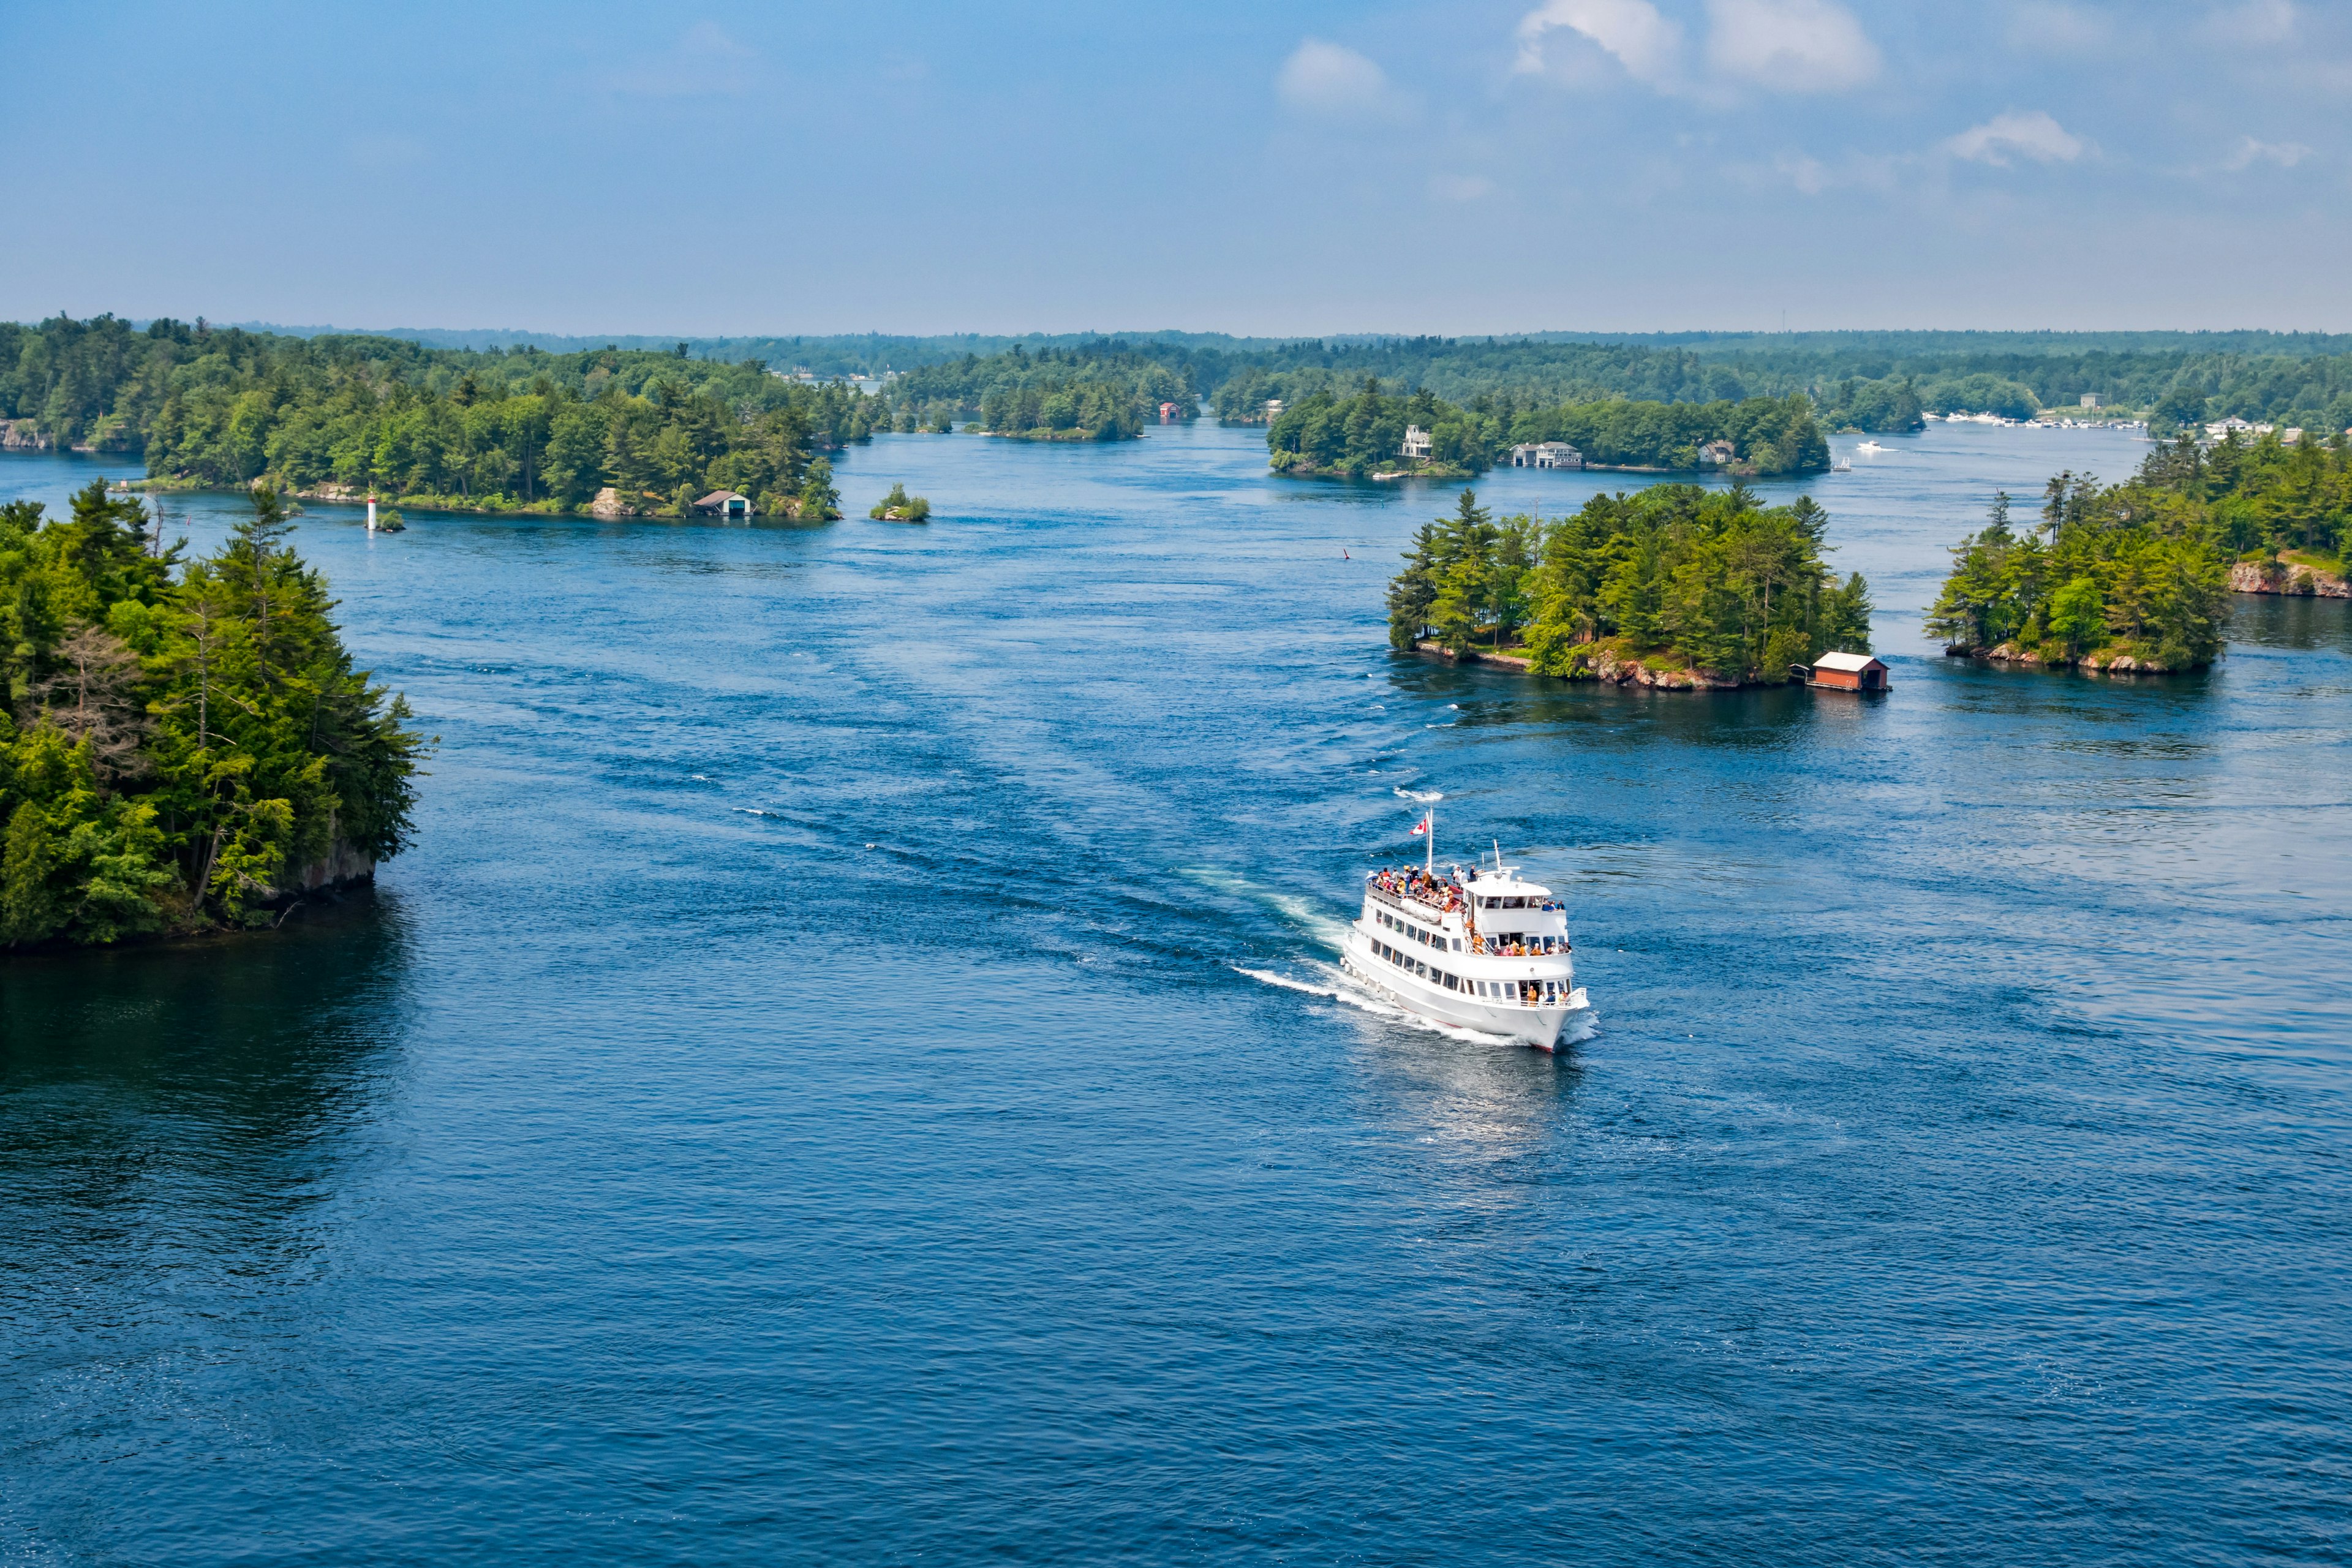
xmin=1376 ymin=866 xmax=1460 ymax=910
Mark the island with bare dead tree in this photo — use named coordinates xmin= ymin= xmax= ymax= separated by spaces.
xmin=0 ymin=480 xmax=424 ymax=948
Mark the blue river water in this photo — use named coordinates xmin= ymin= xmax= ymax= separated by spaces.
xmin=4 ymin=423 xmax=2349 ymax=1564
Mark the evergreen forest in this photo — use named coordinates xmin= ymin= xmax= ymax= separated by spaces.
xmin=1389 ymin=487 xmax=1872 ymax=685
xmin=1 ymin=481 xmax=424 ymax=948
xmin=12 ymin=314 xmax=2352 ymax=517
xmin=1208 ymin=333 xmax=2352 ymax=434
xmin=1 ymin=317 xmax=882 ymax=518
xmin=1267 ymin=382 xmax=1830 ymax=478
xmin=876 ymin=344 xmax=1198 ymax=440
xmin=1924 ymin=430 xmax=2352 ymax=671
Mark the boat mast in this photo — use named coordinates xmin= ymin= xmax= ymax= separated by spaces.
xmin=1426 ymin=810 xmax=1435 ymax=876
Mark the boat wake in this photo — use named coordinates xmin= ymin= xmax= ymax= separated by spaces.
xmin=1392 ymin=787 xmax=1442 ymax=803
xmin=1180 ymin=867 xmax=1353 ymax=951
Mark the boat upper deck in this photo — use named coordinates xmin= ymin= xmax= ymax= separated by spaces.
xmin=1363 ymin=865 xmax=1571 ymax=960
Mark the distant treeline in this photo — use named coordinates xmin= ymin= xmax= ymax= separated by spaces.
xmin=1215 ymin=337 xmax=2352 ymax=434
xmin=232 ymin=323 xmax=2352 ymax=385
xmin=13 ymin=317 xmax=2352 ymax=503
xmin=879 ymin=344 xmax=1197 ymax=440
xmin=1266 ymin=380 xmax=1828 ymax=479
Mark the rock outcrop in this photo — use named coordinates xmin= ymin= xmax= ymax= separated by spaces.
xmin=2 ymin=420 xmax=50 ymax=451
xmin=1414 ymin=640 xmax=1744 ymax=690
xmin=1590 ymin=647 xmax=1743 ymax=690
xmin=2230 ymin=559 xmax=2349 ymax=598
xmin=1962 ymin=643 xmax=2172 ymax=674
xmin=274 ymin=840 xmax=376 ymax=901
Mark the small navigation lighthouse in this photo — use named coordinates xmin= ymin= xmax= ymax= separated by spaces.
xmin=367 ymin=495 xmax=378 ymax=532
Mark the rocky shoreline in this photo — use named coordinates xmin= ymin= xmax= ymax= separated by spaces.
xmin=1413 ymin=640 xmax=1746 ymax=690
xmin=2230 ymin=559 xmax=2348 ymax=598
xmin=1944 ymin=644 xmax=2178 ymax=674
xmin=118 ymin=477 xmax=798 ymax=523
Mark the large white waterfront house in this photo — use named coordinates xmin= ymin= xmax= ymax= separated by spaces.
xmin=1400 ymin=425 xmax=1434 ymax=460
xmin=1509 ymin=441 xmax=1583 ymax=469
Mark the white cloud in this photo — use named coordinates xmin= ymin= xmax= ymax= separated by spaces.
xmin=1704 ymin=0 xmax=1880 ymax=92
xmin=1513 ymin=0 xmax=1684 ymax=85
xmin=1775 ymin=153 xmax=1828 ymax=194
xmin=609 ymin=21 xmax=757 ymax=97
xmin=1277 ymin=39 xmax=1409 ymax=122
xmin=2223 ymin=135 xmax=2313 ymax=168
xmin=2203 ymin=0 xmax=2296 ymax=44
xmin=1945 ymin=110 xmax=2086 ymax=167
xmin=1428 ymin=173 xmax=1497 ymax=202
xmin=2003 ymin=2 xmax=2112 ymax=54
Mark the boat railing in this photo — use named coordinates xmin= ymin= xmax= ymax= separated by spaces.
xmin=1364 ymin=880 xmax=1457 ymax=922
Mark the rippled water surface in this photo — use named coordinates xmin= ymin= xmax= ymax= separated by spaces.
xmin=4 ymin=425 xmax=2348 ymax=1564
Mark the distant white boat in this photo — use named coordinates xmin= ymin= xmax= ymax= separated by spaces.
xmin=1855 ymin=440 xmax=1885 ymax=454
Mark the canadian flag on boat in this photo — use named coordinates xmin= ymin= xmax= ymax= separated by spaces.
xmin=1409 ymin=810 xmax=1431 ymax=837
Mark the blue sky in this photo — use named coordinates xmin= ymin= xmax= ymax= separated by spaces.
xmin=4 ymin=1 xmax=2346 ymax=334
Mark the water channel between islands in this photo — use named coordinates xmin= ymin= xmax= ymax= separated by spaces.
xmin=4 ymin=421 xmax=2349 ymax=1565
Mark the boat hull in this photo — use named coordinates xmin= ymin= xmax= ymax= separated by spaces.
xmin=1342 ymin=931 xmax=1586 ymax=1051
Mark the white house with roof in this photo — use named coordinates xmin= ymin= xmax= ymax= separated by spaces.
xmin=2205 ymin=417 xmax=2272 ymax=439
xmin=693 ymin=489 xmax=754 ymax=518
xmin=1509 ymin=441 xmax=1583 ymax=470
xmin=1400 ymin=425 xmax=1434 ymax=460
xmin=1698 ymin=439 xmax=1736 ymax=466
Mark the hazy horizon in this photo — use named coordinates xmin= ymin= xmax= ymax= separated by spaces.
xmin=7 ymin=1 xmax=2348 ymax=334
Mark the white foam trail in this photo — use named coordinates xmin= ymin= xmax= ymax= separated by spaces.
xmin=1236 ymin=966 xmax=1353 ymax=1000
xmin=1185 ymin=867 xmax=1352 ymax=951
xmin=1393 ymin=787 xmax=1442 ymax=803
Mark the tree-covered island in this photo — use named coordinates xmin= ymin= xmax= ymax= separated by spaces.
xmin=1389 ymin=486 xmax=1872 ymax=689
xmin=876 ymin=344 xmax=1197 ymax=441
xmin=869 ymin=483 xmax=931 ymax=521
xmin=1 ymin=317 xmax=883 ymax=520
xmin=1925 ymin=430 xmax=2351 ymax=673
xmin=1267 ymin=380 xmax=1830 ymax=480
xmin=2 ymin=481 xmax=423 ymax=948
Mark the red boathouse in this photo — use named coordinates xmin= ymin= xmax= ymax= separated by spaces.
xmin=1806 ymin=651 xmax=1890 ymax=691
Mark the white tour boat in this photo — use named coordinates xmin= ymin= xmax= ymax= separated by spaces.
xmin=1342 ymin=816 xmax=1589 ymax=1050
